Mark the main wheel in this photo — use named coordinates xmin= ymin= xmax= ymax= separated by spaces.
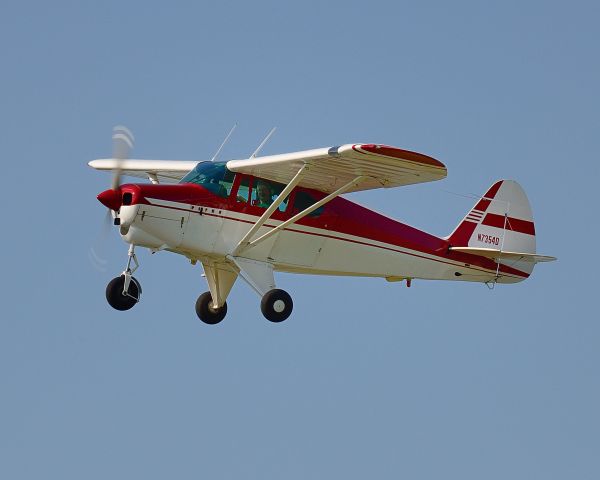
xmin=106 ymin=275 xmax=141 ymax=311
xmin=261 ymin=289 xmax=293 ymax=322
xmin=195 ymin=292 xmax=227 ymax=325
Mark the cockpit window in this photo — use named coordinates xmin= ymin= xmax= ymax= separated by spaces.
xmin=250 ymin=179 xmax=289 ymax=212
xmin=179 ymin=161 xmax=234 ymax=198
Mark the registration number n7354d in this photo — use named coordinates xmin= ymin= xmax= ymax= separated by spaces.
xmin=477 ymin=233 xmax=500 ymax=246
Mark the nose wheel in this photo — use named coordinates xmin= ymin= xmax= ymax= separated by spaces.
xmin=105 ymin=244 xmax=142 ymax=311
xmin=106 ymin=275 xmax=142 ymax=310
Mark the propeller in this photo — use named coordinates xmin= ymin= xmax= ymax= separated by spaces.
xmin=89 ymin=125 xmax=135 ymax=272
xmin=111 ymin=125 xmax=135 ymax=190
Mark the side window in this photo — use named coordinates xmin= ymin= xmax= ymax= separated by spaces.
xmin=218 ymin=169 xmax=235 ymax=197
xmin=203 ymin=168 xmax=234 ymax=198
xmin=237 ymin=176 xmax=251 ymax=204
xmin=294 ymin=190 xmax=324 ymax=217
xmin=251 ymin=179 xmax=288 ymax=212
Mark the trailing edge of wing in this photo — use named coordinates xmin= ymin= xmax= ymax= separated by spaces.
xmin=88 ymin=159 xmax=200 ymax=183
xmin=450 ymin=247 xmax=557 ymax=263
xmin=226 ymin=144 xmax=447 ymax=194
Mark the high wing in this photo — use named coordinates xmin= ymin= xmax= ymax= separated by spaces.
xmin=88 ymin=159 xmax=200 ymax=183
xmin=226 ymin=144 xmax=447 ymax=194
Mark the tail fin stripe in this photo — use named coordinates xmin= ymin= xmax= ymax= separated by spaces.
xmin=483 ymin=182 xmax=503 ymax=200
xmin=473 ymin=198 xmax=492 ymax=212
xmin=448 ymin=221 xmax=479 ymax=245
xmin=481 ymin=213 xmax=536 ymax=235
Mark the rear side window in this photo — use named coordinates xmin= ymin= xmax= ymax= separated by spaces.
xmin=294 ymin=191 xmax=324 ymax=217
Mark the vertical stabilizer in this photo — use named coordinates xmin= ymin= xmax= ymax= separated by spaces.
xmin=447 ymin=180 xmax=537 ymax=255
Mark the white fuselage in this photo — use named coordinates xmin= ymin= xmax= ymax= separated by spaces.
xmin=118 ymin=199 xmax=525 ymax=284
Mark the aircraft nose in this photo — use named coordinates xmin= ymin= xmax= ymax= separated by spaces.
xmin=97 ymin=188 xmax=122 ymax=211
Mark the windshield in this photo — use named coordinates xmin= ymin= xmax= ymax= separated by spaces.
xmin=179 ymin=161 xmax=235 ymax=198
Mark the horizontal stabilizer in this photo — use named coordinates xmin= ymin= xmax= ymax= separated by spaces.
xmin=450 ymin=247 xmax=556 ymax=263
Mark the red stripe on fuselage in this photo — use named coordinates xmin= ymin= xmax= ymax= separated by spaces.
xmin=194 ymin=210 xmax=528 ymax=279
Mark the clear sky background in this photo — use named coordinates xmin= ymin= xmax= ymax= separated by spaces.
xmin=1 ymin=1 xmax=598 ymax=478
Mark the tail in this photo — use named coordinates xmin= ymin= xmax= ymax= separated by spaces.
xmin=448 ymin=180 xmax=536 ymax=251
xmin=447 ymin=180 xmax=555 ymax=280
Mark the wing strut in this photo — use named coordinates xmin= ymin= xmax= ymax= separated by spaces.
xmin=231 ymin=164 xmax=309 ymax=256
xmin=235 ymin=174 xmax=367 ymax=256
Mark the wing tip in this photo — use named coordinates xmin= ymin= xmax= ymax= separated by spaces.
xmin=88 ymin=158 xmax=110 ymax=169
xmin=353 ymin=144 xmax=446 ymax=170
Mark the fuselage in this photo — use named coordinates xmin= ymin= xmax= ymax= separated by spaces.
xmin=109 ymin=168 xmax=529 ymax=285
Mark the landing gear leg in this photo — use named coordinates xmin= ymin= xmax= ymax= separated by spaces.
xmin=122 ymin=244 xmax=139 ymax=293
xmin=106 ymin=244 xmax=142 ymax=311
xmin=195 ymin=262 xmax=237 ymax=325
xmin=226 ymin=257 xmax=294 ymax=323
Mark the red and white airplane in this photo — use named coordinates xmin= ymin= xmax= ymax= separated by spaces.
xmin=90 ymin=127 xmax=555 ymax=324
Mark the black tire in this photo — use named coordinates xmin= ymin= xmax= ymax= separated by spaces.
xmin=195 ymin=291 xmax=227 ymax=325
xmin=106 ymin=275 xmax=141 ymax=311
xmin=261 ymin=289 xmax=293 ymax=323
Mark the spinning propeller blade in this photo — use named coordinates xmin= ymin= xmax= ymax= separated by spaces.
xmin=90 ymin=126 xmax=134 ymax=272
xmin=88 ymin=210 xmax=113 ymax=272
xmin=111 ymin=125 xmax=134 ymax=190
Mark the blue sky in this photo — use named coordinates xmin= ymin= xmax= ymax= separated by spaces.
xmin=1 ymin=1 xmax=598 ymax=478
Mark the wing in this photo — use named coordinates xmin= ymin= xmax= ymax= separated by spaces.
xmin=226 ymin=144 xmax=446 ymax=193
xmin=88 ymin=159 xmax=200 ymax=183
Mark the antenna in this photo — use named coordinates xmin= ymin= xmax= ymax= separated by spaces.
xmin=210 ymin=123 xmax=238 ymax=162
xmin=250 ymin=127 xmax=277 ymax=158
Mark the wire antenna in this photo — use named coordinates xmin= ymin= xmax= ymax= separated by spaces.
xmin=211 ymin=123 xmax=238 ymax=162
xmin=250 ymin=127 xmax=277 ymax=158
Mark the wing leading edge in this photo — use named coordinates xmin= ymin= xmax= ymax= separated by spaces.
xmin=226 ymin=144 xmax=447 ymax=194
xmin=88 ymin=159 xmax=200 ymax=183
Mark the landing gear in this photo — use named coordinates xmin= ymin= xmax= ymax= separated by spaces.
xmin=106 ymin=244 xmax=142 ymax=311
xmin=106 ymin=275 xmax=141 ymax=310
xmin=261 ymin=289 xmax=293 ymax=323
xmin=195 ymin=291 xmax=228 ymax=325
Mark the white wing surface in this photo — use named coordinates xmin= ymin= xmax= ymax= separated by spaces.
xmin=88 ymin=159 xmax=200 ymax=183
xmin=226 ymin=144 xmax=446 ymax=193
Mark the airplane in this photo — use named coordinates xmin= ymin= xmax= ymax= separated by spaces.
xmin=89 ymin=126 xmax=556 ymax=324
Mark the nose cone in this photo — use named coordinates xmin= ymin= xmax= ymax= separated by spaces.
xmin=97 ymin=188 xmax=122 ymax=211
